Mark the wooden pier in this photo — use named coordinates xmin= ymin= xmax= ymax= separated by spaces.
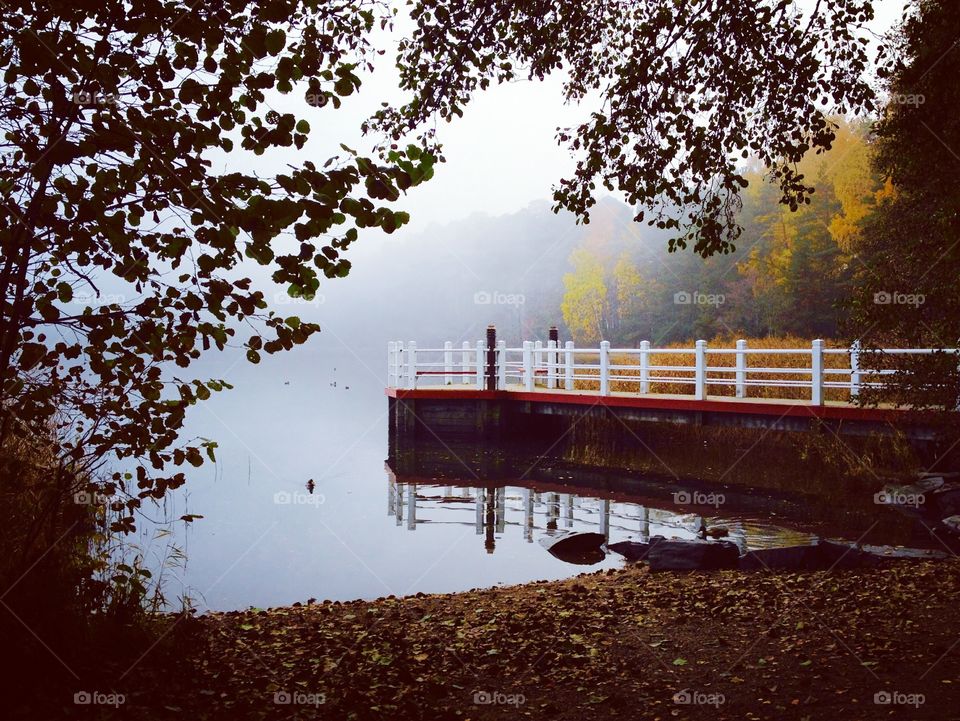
xmin=386 ymin=329 xmax=956 ymax=438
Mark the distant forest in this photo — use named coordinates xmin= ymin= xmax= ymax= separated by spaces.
xmin=560 ymin=118 xmax=881 ymax=346
xmin=350 ymin=118 xmax=881 ymax=348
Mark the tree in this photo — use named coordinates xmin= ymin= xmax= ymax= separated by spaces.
xmin=561 ymin=248 xmax=609 ymax=344
xmin=371 ymin=0 xmax=876 ymax=256
xmin=0 ymin=1 xmax=436 ymax=544
xmin=847 ymin=0 xmax=960 ymax=408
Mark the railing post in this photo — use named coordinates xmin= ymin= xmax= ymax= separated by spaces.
xmin=461 ymin=341 xmax=470 ymax=384
xmin=523 ymin=341 xmax=534 ymax=392
xmin=395 ymin=341 xmax=404 ymax=388
xmin=444 ymin=341 xmax=453 ymax=385
xmin=534 ymin=340 xmax=543 ymax=384
xmin=735 ymin=339 xmax=747 ymax=399
xmin=548 ymin=327 xmax=559 ymax=390
xmin=850 ymin=339 xmax=861 ymax=400
xmin=486 ymin=326 xmax=497 ymax=391
xmin=476 ymin=340 xmax=484 ymax=389
xmin=547 ymin=340 xmax=558 ymax=389
xmin=407 ymin=341 xmax=417 ymax=389
xmin=811 ymin=339 xmax=824 ymax=405
xmin=694 ymin=340 xmax=707 ymax=400
xmin=387 ymin=341 xmax=395 ymax=386
xmin=497 ymin=340 xmax=506 ymax=389
xmin=600 ymin=340 xmax=610 ymax=396
xmin=564 ymin=341 xmax=574 ymax=390
xmin=639 ymin=340 xmax=650 ymax=395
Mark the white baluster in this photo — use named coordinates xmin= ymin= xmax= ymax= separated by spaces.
xmin=640 ymin=340 xmax=650 ymax=395
xmin=811 ymin=339 xmax=824 ymax=406
xmin=850 ymin=339 xmax=861 ymax=400
xmin=695 ymin=340 xmax=707 ymax=400
xmin=387 ymin=341 xmax=395 ymax=386
xmin=476 ymin=339 xmax=484 ymax=389
xmin=565 ymin=341 xmax=575 ymax=390
xmin=444 ymin=341 xmax=453 ymax=386
xmin=534 ymin=340 xmax=543 ymax=386
xmin=523 ymin=341 xmax=534 ymax=392
xmin=600 ymin=340 xmax=610 ymax=396
xmin=497 ymin=340 xmax=506 ymax=389
xmin=547 ymin=339 xmax=557 ymax=389
xmin=407 ymin=341 xmax=417 ymax=389
xmin=736 ymin=339 xmax=747 ymax=399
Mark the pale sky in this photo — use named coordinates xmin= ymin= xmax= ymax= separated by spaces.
xmin=216 ymin=0 xmax=909 ymax=251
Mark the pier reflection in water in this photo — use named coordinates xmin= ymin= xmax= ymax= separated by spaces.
xmin=386 ymin=474 xmax=819 ymax=565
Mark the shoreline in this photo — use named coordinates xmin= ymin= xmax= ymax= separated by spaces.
xmin=124 ymin=560 xmax=960 ymax=719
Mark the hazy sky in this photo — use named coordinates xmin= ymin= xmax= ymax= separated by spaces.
xmin=215 ymin=0 xmax=909 ymax=254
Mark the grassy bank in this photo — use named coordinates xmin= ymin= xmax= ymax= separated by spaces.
xmin=51 ymin=560 xmax=960 ymax=720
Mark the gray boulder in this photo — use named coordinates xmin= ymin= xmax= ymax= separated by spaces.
xmin=739 ymin=544 xmax=823 ymax=571
xmin=942 ymin=516 xmax=960 ymax=534
xmin=647 ymin=538 xmax=739 ymax=571
xmin=933 ymin=488 xmax=960 ymax=517
xmin=539 ymin=532 xmax=606 ymax=565
xmin=608 ymin=540 xmax=653 ymax=562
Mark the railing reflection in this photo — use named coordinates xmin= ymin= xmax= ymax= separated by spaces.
xmin=384 ymin=475 xmax=813 ymax=560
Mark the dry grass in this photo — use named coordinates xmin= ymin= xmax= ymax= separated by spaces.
xmin=568 ymin=334 xmax=855 ymax=402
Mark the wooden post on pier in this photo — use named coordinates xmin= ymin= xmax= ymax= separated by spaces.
xmin=497 ymin=340 xmax=506 ymax=389
xmin=486 ymin=325 xmax=497 ymax=391
xmin=444 ymin=341 xmax=453 ymax=385
xmin=694 ymin=340 xmax=706 ymax=400
xmin=523 ymin=341 xmax=534 ymax=391
xmin=811 ymin=339 xmax=824 ymax=406
xmin=735 ymin=339 xmax=747 ymax=399
xmin=407 ymin=341 xmax=417 ymax=390
xmin=850 ymin=339 xmax=861 ymax=399
xmin=639 ymin=340 xmax=650 ymax=395
xmin=461 ymin=341 xmax=471 ymax=384
xmin=548 ymin=326 xmax=559 ymax=390
xmin=600 ymin=340 xmax=610 ymax=396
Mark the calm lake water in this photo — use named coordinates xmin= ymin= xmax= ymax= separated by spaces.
xmin=153 ymin=334 xmax=938 ymax=612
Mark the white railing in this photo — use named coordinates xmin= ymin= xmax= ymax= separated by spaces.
xmin=387 ymin=339 xmax=959 ymax=406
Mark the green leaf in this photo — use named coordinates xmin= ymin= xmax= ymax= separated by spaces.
xmin=265 ymin=29 xmax=285 ymax=55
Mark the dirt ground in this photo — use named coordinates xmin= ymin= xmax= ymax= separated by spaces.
xmin=105 ymin=560 xmax=960 ymax=720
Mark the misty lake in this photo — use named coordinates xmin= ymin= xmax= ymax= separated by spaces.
xmin=153 ymin=330 xmax=943 ymax=612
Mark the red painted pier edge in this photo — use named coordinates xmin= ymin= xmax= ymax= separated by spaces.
xmin=385 ymin=387 xmax=933 ymax=425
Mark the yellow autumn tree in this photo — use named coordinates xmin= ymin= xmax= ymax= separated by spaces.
xmin=561 ymin=248 xmax=609 ymax=344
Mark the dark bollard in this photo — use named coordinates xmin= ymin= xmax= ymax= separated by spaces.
xmin=549 ymin=326 xmax=559 ymax=389
xmin=486 ymin=325 xmax=497 ymax=391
